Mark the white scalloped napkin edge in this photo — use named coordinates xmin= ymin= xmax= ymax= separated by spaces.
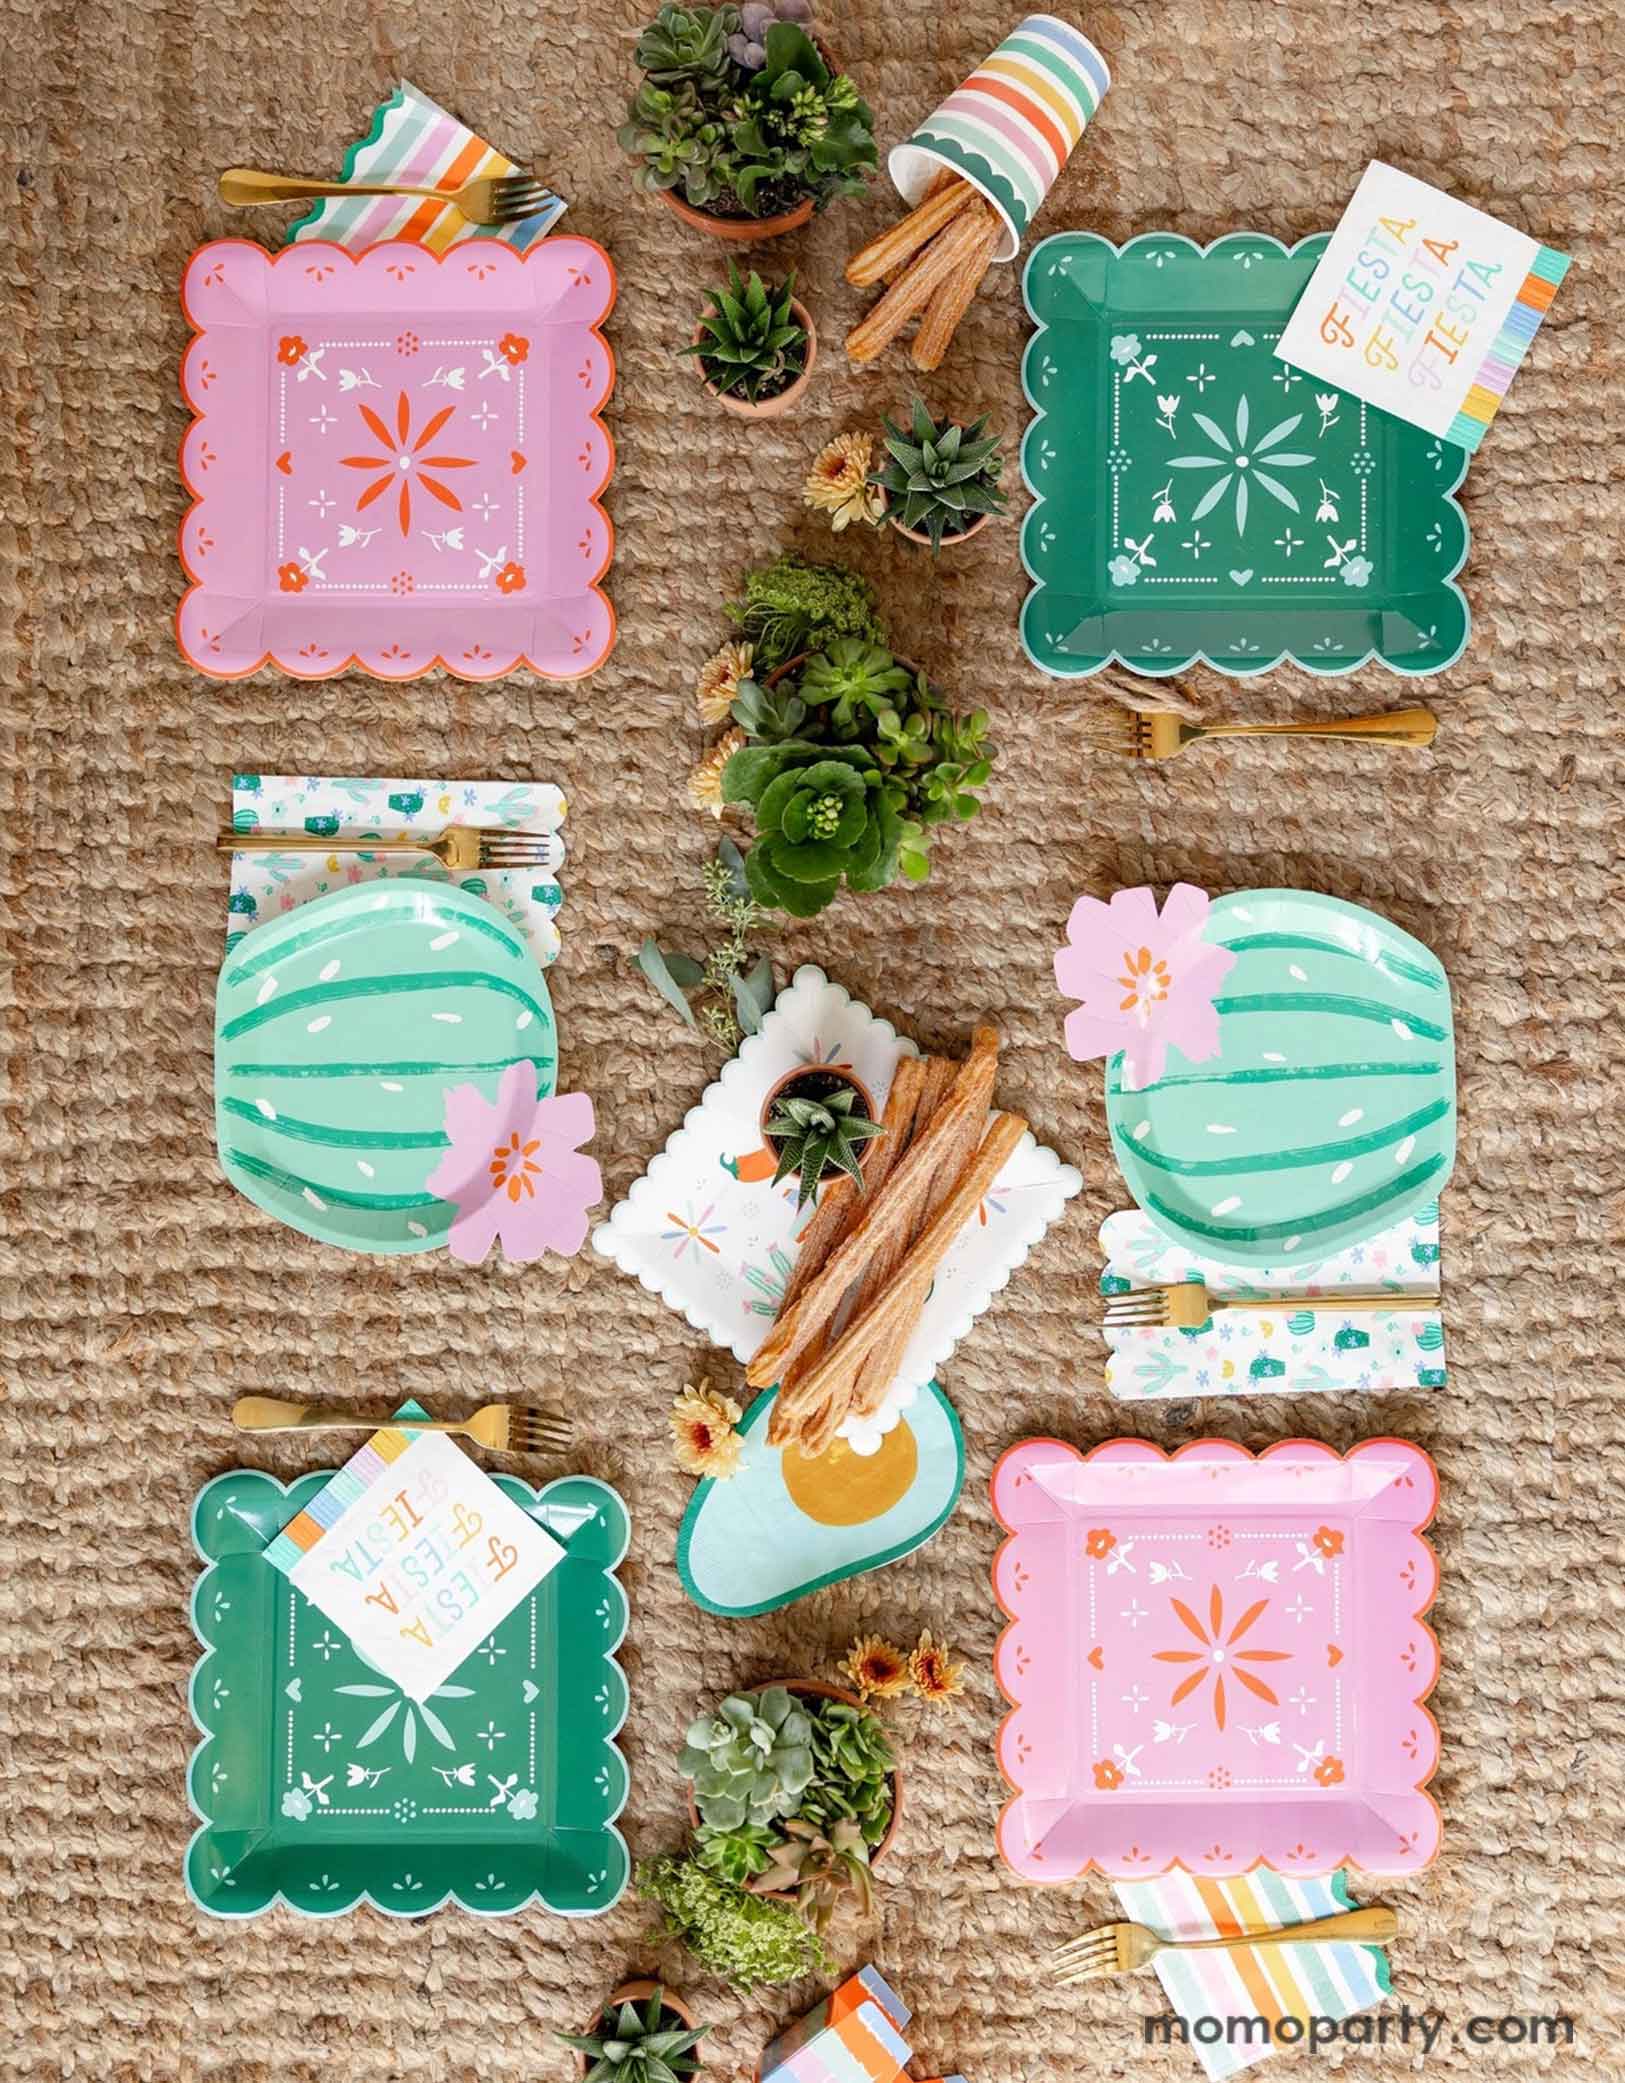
xmin=593 ymin=965 xmax=1082 ymax=1451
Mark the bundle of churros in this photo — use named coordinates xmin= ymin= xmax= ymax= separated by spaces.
xmin=750 ymin=1027 xmax=1026 ymax=1458
xmin=844 ymin=174 xmax=1002 ymax=371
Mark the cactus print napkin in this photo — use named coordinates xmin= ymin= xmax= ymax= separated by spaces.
xmin=1100 ymin=1206 xmax=1444 ymax=1400
xmin=286 ymin=79 xmax=565 ymax=254
xmin=224 ymin=774 xmax=565 ymax=965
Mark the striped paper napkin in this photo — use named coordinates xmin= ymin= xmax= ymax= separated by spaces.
xmin=287 ymin=79 xmax=565 ymax=253
xmin=1113 ymin=1870 xmax=1390 ymax=2079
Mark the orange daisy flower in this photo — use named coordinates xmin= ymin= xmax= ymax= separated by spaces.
xmin=340 ymin=391 xmax=473 ymax=539
xmin=839 ymin=1635 xmax=912 ymax=1702
xmin=908 ymin=1629 xmax=964 ymax=1703
xmin=670 ymin=1386 xmax=744 ymax=1479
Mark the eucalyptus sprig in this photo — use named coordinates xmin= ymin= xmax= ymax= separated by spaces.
xmin=635 ymin=839 xmax=776 ymax=1044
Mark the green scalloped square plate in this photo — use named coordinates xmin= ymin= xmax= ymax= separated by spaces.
xmin=1020 ymin=232 xmax=1471 ymax=678
xmin=187 ymin=1440 xmax=630 ymax=1919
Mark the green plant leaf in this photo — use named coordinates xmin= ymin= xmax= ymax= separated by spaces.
xmin=635 ymin=938 xmax=700 ymax=1027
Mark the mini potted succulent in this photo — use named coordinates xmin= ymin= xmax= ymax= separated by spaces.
xmin=684 ymin=265 xmax=815 ymax=418
xmin=720 ymin=640 xmax=996 ymax=916
xmin=761 ymin=1071 xmax=883 ymax=1207
xmin=621 ymin=5 xmax=877 ymax=241
xmin=558 ymin=1982 xmax=708 ymax=2082
xmin=871 ymin=395 xmax=1008 ymax=550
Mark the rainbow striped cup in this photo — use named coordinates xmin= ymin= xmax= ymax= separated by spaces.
xmin=888 ymin=14 xmax=1110 ymax=261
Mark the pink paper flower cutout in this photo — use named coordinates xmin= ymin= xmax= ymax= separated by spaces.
xmin=426 ymin=1060 xmax=601 ymax=1265
xmin=1053 ymin=883 xmax=1236 ymax=1090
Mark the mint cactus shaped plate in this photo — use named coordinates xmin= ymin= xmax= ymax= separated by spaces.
xmin=215 ymin=880 xmax=556 ymax=1254
xmin=1021 ymin=232 xmax=1471 ymax=678
xmin=187 ymin=1446 xmax=630 ymax=1919
xmin=1105 ymin=891 xmax=1455 ymax=1264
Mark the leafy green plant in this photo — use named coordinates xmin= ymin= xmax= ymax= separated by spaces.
xmin=680 ymin=1687 xmax=815 ymax=1829
xmin=871 ymin=395 xmax=1008 ymax=551
xmin=635 ymin=840 xmax=776 ymax=1045
xmin=746 ymin=1816 xmax=874 ymax=1936
xmin=722 ymin=743 xmax=902 ymax=917
xmin=724 ymin=556 xmax=885 ymax=672
xmin=622 ymin=7 xmax=876 ymax=221
xmin=683 ymin=266 xmax=808 ymax=406
xmin=799 ymin=1698 xmax=895 ymax=1847
xmin=694 ymin=1819 xmax=782 ymax=1886
xmin=766 ymin=1085 xmax=884 ymax=1207
xmin=557 ymin=1989 xmax=708 ymax=2083
xmin=796 ymin=640 xmax=913 ymax=735
xmin=638 ymin=1854 xmax=829 ymax=1990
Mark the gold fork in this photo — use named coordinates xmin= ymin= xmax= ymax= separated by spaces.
xmin=1098 ymin=706 xmax=1437 ymax=760
xmin=232 ymin=1396 xmax=571 ymax=1456
xmin=215 ymin=825 xmax=556 ymax=873
xmin=1051 ymin=1906 xmax=1397 ymax=1982
xmin=219 ymin=166 xmax=555 ymax=228
xmin=1105 ymin=1280 xmax=1420 ymax=1331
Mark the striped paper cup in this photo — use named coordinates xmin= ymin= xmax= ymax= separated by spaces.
xmin=888 ymin=14 xmax=1110 ymax=261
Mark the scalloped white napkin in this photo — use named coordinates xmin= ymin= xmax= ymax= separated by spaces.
xmin=593 ymin=965 xmax=1081 ymax=1452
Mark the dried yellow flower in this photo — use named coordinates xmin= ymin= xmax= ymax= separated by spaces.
xmin=803 ymin=432 xmax=888 ymax=533
xmin=687 ymin=727 xmax=747 ymax=818
xmin=671 ymin=1386 xmax=745 ymax=1479
xmin=838 ymin=1634 xmax=912 ymax=1702
xmin=695 ymin=641 xmax=754 ymax=726
xmin=908 ymin=1629 xmax=965 ymax=1703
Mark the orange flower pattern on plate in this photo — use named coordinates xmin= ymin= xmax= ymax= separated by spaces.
xmin=276 ymin=335 xmax=307 ymax=366
xmin=489 ymin=1131 xmax=544 ymax=1203
xmin=1151 ymin=1584 xmax=1291 ymax=1732
xmin=495 ymin=561 xmax=526 ymax=595
xmin=1093 ymin=1758 xmax=1123 ymax=1790
xmin=276 ymin=562 xmax=307 ymax=593
xmin=340 ymin=391 xmax=475 ymax=540
xmin=1313 ymin=1525 xmax=1344 ymax=1557
xmin=1313 ymin=1754 xmax=1345 ymax=1786
xmin=498 ymin=332 xmax=530 ymax=365
xmin=1085 ymin=1528 xmax=1115 ymax=1558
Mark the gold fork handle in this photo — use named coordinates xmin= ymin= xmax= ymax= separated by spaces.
xmin=214 ymin=833 xmax=435 ymax=855
xmin=1198 ymin=707 xmax=1437 ymax=747
xmin=220 ymin=168 xmax=464 ymax=207
xmin=1171 ymin=1907 xmax=1398 ymax=1951
xmin=1212 ymin=1291 xmax=1427 ymax=1315
xmin=232 ymin=1396 xmax=461 ymax=1433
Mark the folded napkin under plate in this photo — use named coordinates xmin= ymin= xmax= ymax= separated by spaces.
xmin=1100 ymin=1206 xmax=1444 ymax=1400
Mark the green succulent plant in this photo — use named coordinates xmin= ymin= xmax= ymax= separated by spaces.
xmin=729 ymin=674 xmax=807 ymax=742
xmin=557 ymin=1988 xmax=709 ymax=2083
xmin=683 ymin=265 xmax=808 ymax=405
xmin=796 ymin=639 xmax=914 ymax=735
xmin=765 ymin=1085 xmax=884 ymax=1207
xmin=872 ymin=395 xmax=1008 ymax=551
xmin=745 ymin=1816 xmax=874 ymax=1935
xmin=635 ymin=2 xmax=739 ymax=87
xmin=694 ymin=1819 xmax=782 ymax=1886
xmin=723 ymin=556 xmax=885 ymax=671
xmin=722 ymin=742 xmax=904 ymax=917
xmin=638 ymin=1854 xmax=829 ymax=1991
xmin=728 ymin=25 xmax=877 ymax=215
xmin=799 ymin=1698 xmax=895 ymax=1846
xmin=680 ymin=1687 xmax=815 ymax=1830
xmin=617 ymin=82 xmax=738 ymax=208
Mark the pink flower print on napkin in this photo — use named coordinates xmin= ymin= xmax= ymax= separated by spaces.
xmin=1054 ymin=883 xmax=1236 ymax=1090
xmin=427 ymin=1061 xmax=601 ymax=1265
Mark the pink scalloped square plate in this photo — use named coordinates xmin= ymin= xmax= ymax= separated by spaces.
xmin=178 ymin=238 xmax=616 ymax=682
xmin=991 ymin=1437 xmax=1439 ymax=1880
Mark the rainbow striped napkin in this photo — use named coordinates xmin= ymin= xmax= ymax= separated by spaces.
xmin=287 ymin=79 xmax=564 ymax=254
xmin=1113 ymin=1870 xmax=1389 ymax=2079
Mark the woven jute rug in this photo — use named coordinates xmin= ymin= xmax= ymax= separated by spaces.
xmin=2 ymin=1 xmax=1622 ymax=2076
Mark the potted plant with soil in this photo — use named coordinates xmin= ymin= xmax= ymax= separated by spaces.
xmin=684 ymin=265 xmax=815 ymax=419
xmin=558 ymin=1983 xmax=708 ymax=2081
xmin=871 ymin=395 xmax=1008 ymax=550
xmin=761 ymin=1068 xmax=882 ymax=1206
xmin=621 ymin=4 xmax=877 ymax=241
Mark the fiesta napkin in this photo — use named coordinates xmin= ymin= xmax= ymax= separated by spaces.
xmin=1113 ymin=1870 xmax=1390 ymax=2080
xmin=224 ymin=773 xmax=565 ymax=965
xmin=287 ymin=79 xmax=565 ymax=253
xmin=1100 ymin=1206 xmax=1444 ymax=1401
xmin=264 ymin=1412 xmax=564 ymax=1700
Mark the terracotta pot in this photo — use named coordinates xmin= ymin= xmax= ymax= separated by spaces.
xmin=575 ymin=1983 xmax=700 ymax=2080
xmin=653 ymin=184 xmax=816 ymax=242
xmin=889 ymin=507 xmax=995 ymax=549
xmin=690 ymin=297 xmax=817 ymax=420
xmin=759 ymin=1061 xmax=875 ymax=1146
xmin=683 ymin=1677 xmax=903 ymax=1879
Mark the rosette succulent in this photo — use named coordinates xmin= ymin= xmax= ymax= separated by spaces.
xmin=722 ymin=742 xmax=904 ymax=917
xmin=681 ymin=1687 xmax=815 ymax=1829
xmin=795 ymin=640 xmax=913 ymax=735
xmin=557 ymin=1991 xmax=709 ymax=2083
xmin=765 ymin=1084 xmax=884 ymax=1207
xmin=872 ymin=395 xmax=1008 ymax=550
xmin=694 ymin=1819 xmax=782 ymax=1886
xmin=746 ymin=1816 xmax=874 ymax=1935
xmin=636 ymin=2 xmax=738 ymax=86
xmin=799 ymin=1698 xmax=895 ymax=1846
xmin=683 ymin=265 xmax=808 ymax=406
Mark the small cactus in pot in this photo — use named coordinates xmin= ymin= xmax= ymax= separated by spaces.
xmin=872 ymin=394 xmax=1008 ymax=550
